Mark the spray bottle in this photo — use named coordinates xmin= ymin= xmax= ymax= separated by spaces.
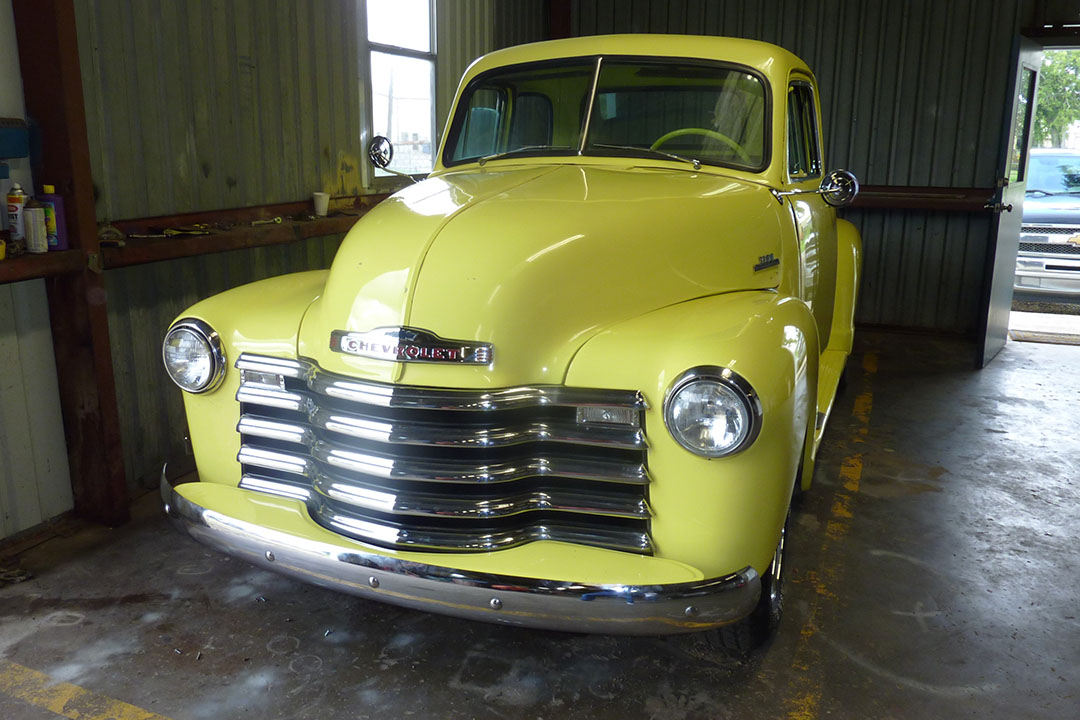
xmin=38 ymin=184 xmax=69 ymax=250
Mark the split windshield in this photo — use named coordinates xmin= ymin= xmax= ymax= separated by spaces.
xmin=444 ymin=57 xmax=767 ymax=171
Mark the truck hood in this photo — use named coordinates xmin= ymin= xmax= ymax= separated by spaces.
xmin=298 ymin=164 xmax=784 ymax=387
xmin=1021 ymin=194 xmax=1080 ymax=226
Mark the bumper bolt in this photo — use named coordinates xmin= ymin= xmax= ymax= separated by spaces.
xmin=490 ymin=598 xmax=502 ymax=610
xmin=265 ymin=551 xmax=275 ymax=562
xmin=368 ymin=576 xmax=380 ymax=589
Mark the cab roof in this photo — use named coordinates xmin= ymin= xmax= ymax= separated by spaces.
xmin=463 ymin=34 xmax=813 ymax=85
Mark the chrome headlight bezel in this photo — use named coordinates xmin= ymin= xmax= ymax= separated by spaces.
xmin=662 ymin=366 xmax=762 ymax=457
xmin=162 ymin=318 xmax=227 ymax=394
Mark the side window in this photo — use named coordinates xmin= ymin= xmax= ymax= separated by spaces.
xmin=787 ymin=83 xmax=821 ymax=180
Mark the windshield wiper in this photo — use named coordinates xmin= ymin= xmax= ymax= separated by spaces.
xmin=591 ymin=143 xmax=702 ymax=170
xmin=1026 ymin=188 xmax=1080 ymax=196
xmin=477 ymin=145 xmax=572 ymax=165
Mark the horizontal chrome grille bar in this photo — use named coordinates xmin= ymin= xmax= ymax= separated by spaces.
xmin=238 ymin=439 xmax=649 ymax=486
xmin=239 ymin=471 xmax=648 ymax=520
xmin=310 ymin=404 xmax=645 ymax=450
xmin=315 ymin=499 xmax=652 ymax=554
xmin=239 ymin=475 xmax=312 ymax=502
xmin=236 ymin=353 xmax=648 ymax=412
xmin=237 ymin=387 xmax=644 ymax=450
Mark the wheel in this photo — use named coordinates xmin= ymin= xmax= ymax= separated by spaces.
xmin=650 ymin=127 xmax=752 ymax=163
xmin=709 ymin=505 xmax=788 ymax=652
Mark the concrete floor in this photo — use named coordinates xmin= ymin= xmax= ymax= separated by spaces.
xmin=1011 ymin=310 xmax=1080 ymax=334
xmin=1 ymin=331 xmax=1077 ymax=719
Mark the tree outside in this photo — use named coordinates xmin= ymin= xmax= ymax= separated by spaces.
xmin=1033 ymin=49 xmax=1080 ymax=149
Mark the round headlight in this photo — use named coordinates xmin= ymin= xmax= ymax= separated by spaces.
xmin=664 ymin=367 xmax=761 ymax=457
xmin=162 ymin=319 xmax=226 ymax=393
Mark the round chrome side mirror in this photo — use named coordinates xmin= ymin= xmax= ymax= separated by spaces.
xmin=369 ymin=136 xmax=394 ymax=169
xmin=820 ymin=169 xmax=859 ymax=207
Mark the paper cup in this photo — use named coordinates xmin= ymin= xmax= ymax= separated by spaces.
xmin=313 ymin=192 xmax=330 ymax=217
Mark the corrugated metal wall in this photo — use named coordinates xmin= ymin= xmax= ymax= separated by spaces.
xmin=74 ymin=0 xmax=366 ymax=221
xmin=75 ymin=0 xmax=547 ymax=220
xmin=0 ymin=280 xmax=73 ymax=537
xmin=77 ymin=2 xmax=547 ymax=494
xmin=568 ymin=0 xmax=1023 ymax=334
xmin=494 ymin=1 xmax=548 ymax=52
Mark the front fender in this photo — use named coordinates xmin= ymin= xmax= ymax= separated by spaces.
xmin=171 ymin=270 xmax=329 ymax=487
xmin=566 ymin=291 xmax=818 ymax=577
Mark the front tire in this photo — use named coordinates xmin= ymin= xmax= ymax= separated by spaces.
xmin=710 ymin=506 xmax=788 ymax=652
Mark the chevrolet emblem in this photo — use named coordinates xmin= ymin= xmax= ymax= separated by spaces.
xmin=330 ymin=327 xmax=494 ymax=365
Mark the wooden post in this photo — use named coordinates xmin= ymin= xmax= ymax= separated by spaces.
xmin=12 ymin=0 xmax=128 ymax=525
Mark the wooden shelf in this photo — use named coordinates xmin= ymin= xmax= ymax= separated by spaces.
xmin=0 ymin=249 xmax=85 ymax=285
xmin=101 ymin=213 xmax=367 ymax=269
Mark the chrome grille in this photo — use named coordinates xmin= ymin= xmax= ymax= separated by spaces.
xmin=1021 ymin=225 xmax=1080 ymax=235
xmin=234 ymin=354 xmax=652 ymax=554
xmin=1019 ymin=241 xmax=1080 ymax=256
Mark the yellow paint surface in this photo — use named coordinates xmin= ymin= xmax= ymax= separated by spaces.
xmin=0 ymin=659 xmax=172 ymax=720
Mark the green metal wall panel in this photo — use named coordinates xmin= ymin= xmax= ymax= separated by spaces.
xmin=75 ymin=0 xmax=366 ymax=221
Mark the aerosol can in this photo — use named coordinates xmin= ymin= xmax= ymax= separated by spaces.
xmin=6 ymin=183 xmax=27 ymax=245
xmin=23 ymin=199 xmax=47 ymax=254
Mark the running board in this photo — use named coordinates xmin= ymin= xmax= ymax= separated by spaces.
xmin=813 ymin=348 xmax=849 ymax=457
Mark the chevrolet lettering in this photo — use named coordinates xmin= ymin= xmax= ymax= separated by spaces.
xmin=161 ymin=35 xmax=862 ymax=651
xmin=330 ymin=327 xmax=494 ymax=365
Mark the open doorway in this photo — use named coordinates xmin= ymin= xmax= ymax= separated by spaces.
xmin=1009 ymin=47 xmax=1080 ymax=345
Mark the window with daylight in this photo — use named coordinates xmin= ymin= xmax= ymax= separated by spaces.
xmin=367 ymin=0 xmax=435 ymax=175
xmin=787 ymin=82 xmax=821 ymax=181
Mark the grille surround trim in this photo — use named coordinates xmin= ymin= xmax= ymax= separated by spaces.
xmin=235 ymin=354 xmax=652 ymax=555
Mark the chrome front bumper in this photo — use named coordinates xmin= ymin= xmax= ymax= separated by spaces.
xmin=1015 ymin=254 xmax=1080 ymax=296
xmin=161 ymin=469 xmax=761 ymax=635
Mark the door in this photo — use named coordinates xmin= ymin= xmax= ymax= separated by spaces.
xmin=787 ymin=78 xmax=838 ymax=353
xmin=978 ymin=38 xmax=1043 ymax=367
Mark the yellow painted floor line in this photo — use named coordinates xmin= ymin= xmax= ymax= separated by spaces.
xmin=785 ymin=351 xmax=878 ymax=720
xmin=0 ymin=658 xmax=173 ymax=720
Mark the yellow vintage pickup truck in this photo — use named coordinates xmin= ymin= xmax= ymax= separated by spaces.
xmin=161 ymin=34 xmax=860 ymax=650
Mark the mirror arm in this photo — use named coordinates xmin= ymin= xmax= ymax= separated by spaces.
xmin=383 ymin=168 xmax=420 ymax=185
xmin=769 ymin=186 xmax=824 ymax=204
